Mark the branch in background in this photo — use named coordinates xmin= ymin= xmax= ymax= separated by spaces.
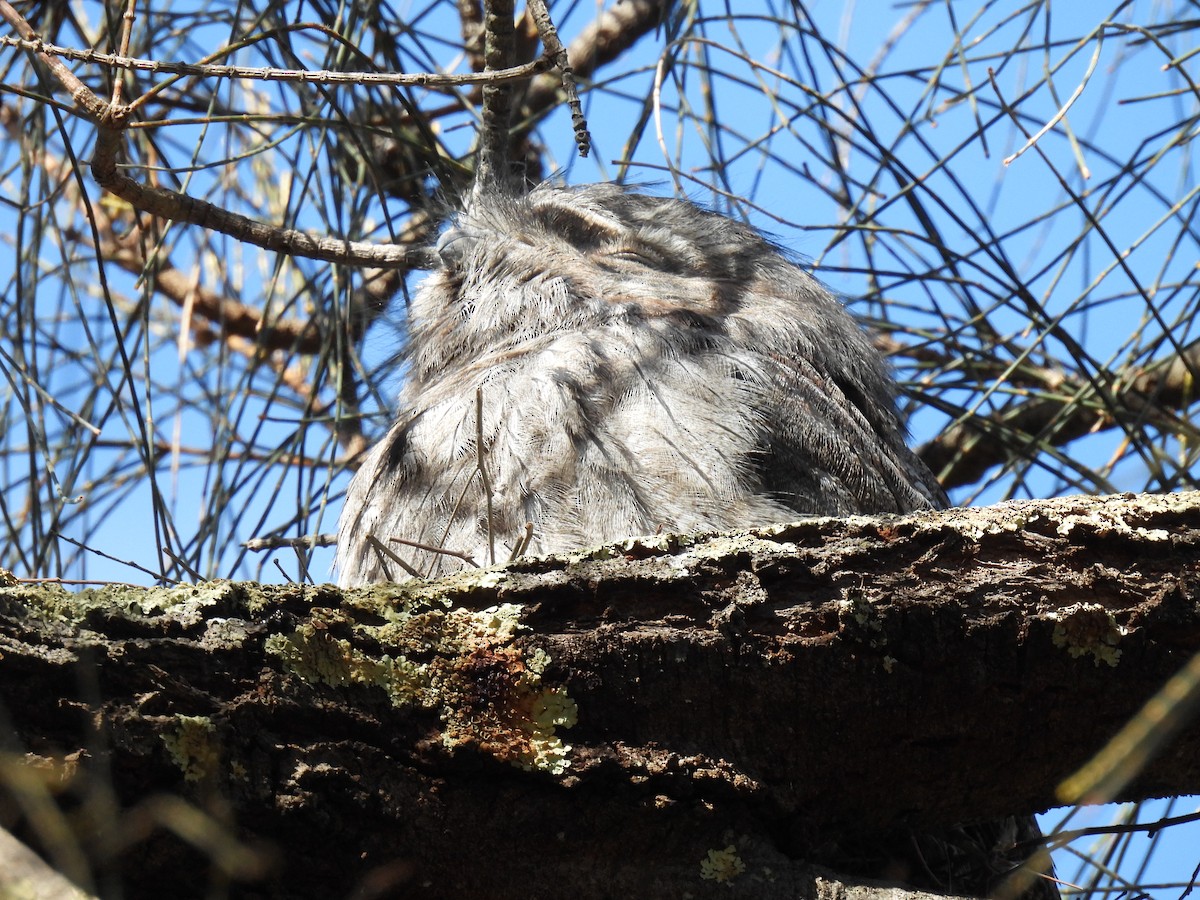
xmin=914 ymin=339 xmax=1200 ymax=490
xmin=91 ymin=126 xmax=440 ymax=270
xmin=458 ymin=0 xmax=486 ymax=72
xmin=0 ymin=0 xmax=440 ymax=271
xmin=98 ymin=226 xmax=326 ymax=354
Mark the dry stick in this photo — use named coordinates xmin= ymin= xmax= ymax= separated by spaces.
xmin=1038 ymin=810 xmax=1200 ymax=852
xmin=507 ymin=522 xmax=534 ymax=563
xmin=475 ymin=387 xmax=497 ymax=567
xmin=271 ymin=558 xmax=296 ymax=584
xmin=292 ymin=543 xmax=314 ymax=584
xmin=520 ymin=0 xmax=668 ymax=125
xmin=159 ymin=545 xmax=204 ymax=581
xmin=388 ymin=536 xmax=480 ymax=568
xmin=245 ymin=534 xmax=337 ymax=550
xmin=365 ymin=535 xmax=421 ymax=579
xmin=109 ymin=0 xmax=137 ymax=109
xmin=526 ymin=0 xmax=590 ymax=158
xmin=430 ymin=444 xmax=495 ymax=577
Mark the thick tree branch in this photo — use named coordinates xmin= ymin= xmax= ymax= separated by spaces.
xmin=1 ymin=492 xmax=1198 ymax=897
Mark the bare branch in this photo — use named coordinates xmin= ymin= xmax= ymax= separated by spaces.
xmin=526 ymin=0 xmax=590 ymax=157
xmin=0 ymin=35 xmax=553 ymax=88
xmin=920 ymin=339 xmax=1200 ymax=490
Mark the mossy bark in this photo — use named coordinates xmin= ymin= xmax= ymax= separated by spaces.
xmin=2 ymin=491 xmax=1199 ymax=899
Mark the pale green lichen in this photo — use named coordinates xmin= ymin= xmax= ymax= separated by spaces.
xmin=161 ymin=715 xmax=219 ymax=782
xmin=837 ymin=589 xmax=886 ymax=648
xmin=0 ymin=580 xmax=245 ymax=629
xmin=131 ymin=582 xmax=234 ymax=617
xmin=1055 ymin=509 xmax=1170 ymax=542
xmin=577 ymin=544 xmax=620 ymax=562
xmin=525 ymin=646 xmax=551 ymax=675
xmin=519 ymin=687 xmax=578 ymax=774
xmin=434 ymin=605 xmax=578 ymax=774
xmin=384 ymin=565 xmax=515 ymax=611
xmin=566 ymin=530 xmax=705 ymax=565
xmin=1048 ymin=603 xmax=1126 ymax=666
xmin=950 ymin=511 xmax=1032 ymax=542
xmin=459 ymin=569 xmax=509 ymax=590
xmin=471 ymin=602 xmax=524 ymax=641
xmin=264 ymin=625 xmax=429 ymax=707
xmin=700 ymin=845 xmax=746 ymax=883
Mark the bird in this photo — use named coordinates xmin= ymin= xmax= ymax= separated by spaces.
xmin=335 ymin=181 xmax=1056 ymax=900
xmin=337 ymin=181 xmax=947 ymax=586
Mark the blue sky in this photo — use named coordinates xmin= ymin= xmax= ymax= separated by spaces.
xmin=2 ymin=1 xmax=1198 ymax=893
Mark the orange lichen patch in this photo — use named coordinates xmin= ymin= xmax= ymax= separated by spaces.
xmin=437 ymin=639 xmax=577 ymax=774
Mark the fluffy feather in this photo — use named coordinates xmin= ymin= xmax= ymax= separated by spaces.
xmin=338 ymin=183 xmax=946 ymax=584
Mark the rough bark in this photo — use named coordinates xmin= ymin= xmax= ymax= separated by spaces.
xmin=1 ymin=491 xmax=1199 ymax=899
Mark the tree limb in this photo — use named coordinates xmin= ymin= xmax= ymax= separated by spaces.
xmin=1 ymin=492 xmax=1198 ymax=897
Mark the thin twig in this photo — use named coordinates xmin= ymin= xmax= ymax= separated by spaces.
xmin=521 ymin=0 xmax=668 ymax=126
xmin=388 ymin=536 xmax=480 ymax=568
xmin=271 ymin=558 xmax=294 ymax=583
xmin=476 ymin=387 xmax=496 ymax=566
xmin=160 ymin=545 xmax=204 ymax=581
xmin=366 ymin=535 xmax=422 ymax=579
xmin=245 ymin=534 xmax=337 ymax=551
xmin=525 ymin=0 xmax=590 ymax=157
xmin=998 ymin=38 xmax=1101 ymax=173
xmin=0 ymin=35 xmax=553 ymax=88
xmin=109 ymin=0 xmax=137 ymax=109
xmin=507 ymin=522 xmax=534 ymax=562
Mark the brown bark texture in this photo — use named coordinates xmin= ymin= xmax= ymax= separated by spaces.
xmin=1 ymin=491 xmax=1199 ymax=899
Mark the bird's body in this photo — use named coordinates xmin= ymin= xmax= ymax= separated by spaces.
xmin=337 ymin=183 xmax=945 ymax=585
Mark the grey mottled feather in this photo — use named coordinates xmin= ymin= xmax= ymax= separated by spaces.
xmin=337 ymin=183 xmax=947 ymax=585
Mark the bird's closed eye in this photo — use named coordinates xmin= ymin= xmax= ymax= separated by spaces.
xmin=598 ymin=246 xmax=671 ymax=269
